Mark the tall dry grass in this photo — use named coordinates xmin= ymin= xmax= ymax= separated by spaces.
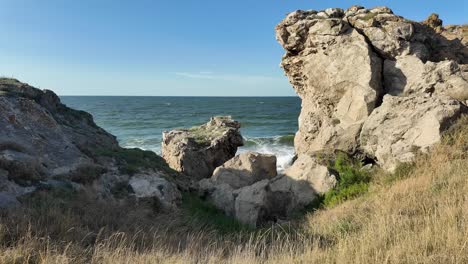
xmin=1 ymin=116 xmax=467 ymax=264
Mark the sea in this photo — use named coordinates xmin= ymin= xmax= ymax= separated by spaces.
xmin=61 ymin=96 xmax=301 ymax=171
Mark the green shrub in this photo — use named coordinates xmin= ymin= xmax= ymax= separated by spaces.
xmin=323 ymin=153 xmax=371 ymax=207
xmin=96 ymin=148 xmax=176 ymax=176
xmin=323 ymin=183 xmax=369 ymax=208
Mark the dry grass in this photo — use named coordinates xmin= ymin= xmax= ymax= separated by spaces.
xmin=1 ymin=116 xmax=467 ymax=264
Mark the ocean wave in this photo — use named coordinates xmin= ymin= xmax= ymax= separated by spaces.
xmin=243 ymin=135 xmax=294 ymax=147
xmin=239 ymin=135 xmax=296 ymax=172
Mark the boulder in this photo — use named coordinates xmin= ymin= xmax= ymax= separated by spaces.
xmin=360 ymin=95 xmax=467 ymax=171
xmin=128 ymin=173 xmax=181 ymax=209
xmin=283 ymin=155 xmax=337 ymax=195
xmin=423 ymin=13 xmax=443 ymax=29
xmin=276 ymin=9 xmax=383 ymax=155
xmin=197 ymin=152 xmax=336 ymax=226
xmin=234 ymin=180 xmax=270 ymax=227
xmin=162 ymin=116 xmax=243 ymax=180
xmin=269 ymin=155 xmax=337 ymax=214
xmin=211 ymin=152 xmax=277 ymax=189
xmin=198 ymin=152 xmax=279 ymax=226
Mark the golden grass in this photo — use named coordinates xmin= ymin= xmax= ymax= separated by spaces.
xmin=1 ymin=116 xmax=467 ymax=264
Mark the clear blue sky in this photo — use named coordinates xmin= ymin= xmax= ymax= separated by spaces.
xmin=0 ymin=0 xmax=466 ymax=96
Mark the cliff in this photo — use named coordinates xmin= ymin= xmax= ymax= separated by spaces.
xmin=276 ymin=6 xmax=468 ymax=171
xmin=0 ymin=78 xmax=181 ymax=208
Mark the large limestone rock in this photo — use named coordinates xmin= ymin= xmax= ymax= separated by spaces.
xmin=269 ymin=155 xmax=337 ymax=214
xmin=282 ymin=155 xmax=337 ymax=195
xmin=234 ymin=180 xmax=270 ymax=227
xmin=276 ymin=8 xmax=383 ymax=155
xmin=211 ymin=152 xmax=277 ymax=189
xmin=276 ymin=7 xmax=468 ymax=171
xmin=360 ymin=95 xmax=466 ymax=171
xmin=162 ymin=116 xmax=243 ymax=180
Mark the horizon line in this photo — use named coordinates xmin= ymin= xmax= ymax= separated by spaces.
xmin=59 ymin=95 xmax=300 ymax=98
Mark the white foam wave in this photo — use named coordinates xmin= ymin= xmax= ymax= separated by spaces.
xmin=238 ymin=137 xmax=295 ymax=172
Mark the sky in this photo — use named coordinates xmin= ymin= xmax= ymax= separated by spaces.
xmin=0 ymin=0 xmax=466 ymax=96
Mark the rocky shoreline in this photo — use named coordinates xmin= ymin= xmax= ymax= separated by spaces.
xmin=1 ymin=6 xmax=467 ymax=228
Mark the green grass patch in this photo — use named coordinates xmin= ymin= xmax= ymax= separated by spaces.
xmin=95 ymin=148 xmax=176 ymax=176
xmin=181 ymin=193 xmax=251 ymax=234
xmin=322 ymin=152 xmax=371 ymax=207
xmin=186 ymin=125 xmax=227 ymax=146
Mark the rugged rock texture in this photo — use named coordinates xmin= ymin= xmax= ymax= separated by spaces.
xmin=211 ymin=152 xmax=277 ymax=189
xmin=162 ymin=116 xmax=243 ymax=180
xmin=282 ymin=155 xmax=337 ymax=196
xmin=0 ymin=78 xmax=180 ymax=208
xmin=0 ymin=79 xmax=118 ymax=184
xmin=129 ymin=173 xmax=181 ymax=209
xmin=276 ymin=6 xmax=468 ymax=170
xmin=276 ymin=9 xmax=382 ymax=154
xmin=384 ymin=55 xmax=468 ymax=100
xmin=360 ymin=95 xmax=465 ymax=171
xmin=198 ymin=152 xmax=336 ymax=227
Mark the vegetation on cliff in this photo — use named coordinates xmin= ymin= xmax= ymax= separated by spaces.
xmin=1 ymin=116 xmax=466 ymax=263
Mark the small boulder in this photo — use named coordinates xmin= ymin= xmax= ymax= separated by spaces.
xmin=162 ymin=116 xmax=243 ymax=180
xmin=211 ymin=152 xmax=277 ymax=189
xmin=269 ymin=155 xmax=337 ymax=213
xmin=128 ymin=173 xmax=181 ymax=209
xmin=423 ymin=13 xmax=443 ymax=29
xmin=283 ymin=155 xmax=337 ymax=195
xmin=234 ymin=180 xmax=270 ymax=227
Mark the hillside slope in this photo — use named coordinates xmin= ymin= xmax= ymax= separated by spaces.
xmin=1 ymin=116 xmax=466 ymax=263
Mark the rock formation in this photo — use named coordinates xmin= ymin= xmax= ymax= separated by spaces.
xmin=211 ymin=152 xmax=277 ymax=189
xmin=162 ymin=116 xmax=243 ymax=180
xmin=360 ymin=95 xmax=465 ymax=171
xmin=0 ymin=78 xmax=180 ymax=208
xmin=198 ymin=152 xmax=336 ymax=227
xmin=276 ymin=6 xmax=468 ymax=171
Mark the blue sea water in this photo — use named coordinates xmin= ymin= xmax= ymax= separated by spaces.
xmin=61 ymin=96 xmax=301 ymax=170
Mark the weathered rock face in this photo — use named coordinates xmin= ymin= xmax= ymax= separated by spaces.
xmin=198 ymin=152 xmax=276 ymax=225
xmin=276 ymin=7 xmax=468 ymax=171
xmin=162 ymin=116 xmax=243 ymax=180
xmin=360 ymin=95 xmax=466 ymax=171
xmin=0 ymin=79 xmax=118 ymax=185
xmin=129 ymin=173 xmax=181 ymax=209
xmin=282 ymin=155 xmax=337 ymax=196
xmin=211 ymin=152 xmax=277 ymax=189
xmin=0 ymin=78 xmax=180 ymax=208
xmin=384 ymin=56 xmax=468 ymax=101
xmin=276 ymin=9 xmax=383 ymax=154
xmin=198 ymin=152 xmax=336 ymax=227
